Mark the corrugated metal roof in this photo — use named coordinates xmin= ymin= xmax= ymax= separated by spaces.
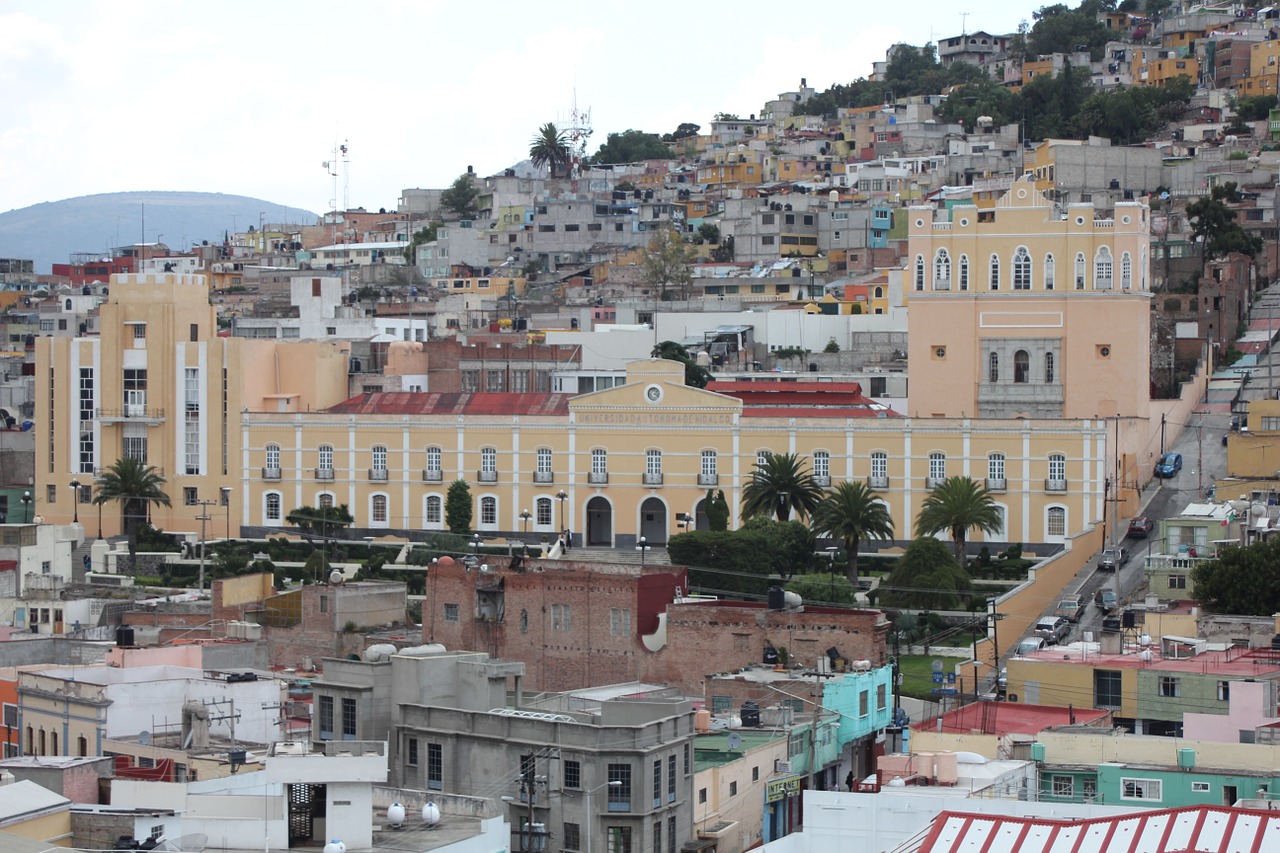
xmin=708 ymin=381 xmax=900 ymax=418
xmin=911 ymin=805 xmax=1280 ymax=853
xmin=323 ymin=392 xmax=571 ymax=416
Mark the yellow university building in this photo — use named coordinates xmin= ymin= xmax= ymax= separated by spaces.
xmin=36 ymin=177 xmax=1180 ymax=551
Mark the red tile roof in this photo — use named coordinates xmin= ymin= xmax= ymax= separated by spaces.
xmin=707 ymin=381 xmax=900 ymax=418
xmin=323 ymin=392 xmax=572 ymax=416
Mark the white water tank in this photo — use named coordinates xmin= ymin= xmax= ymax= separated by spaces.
xmin=423 ymin=801 xmax=441 ymax=825
xmin=387 ymin=803 xmax=406 ymax=827
xmin=783 ymin=591 xmax=803 ymax=609
xmin=396 ymin=644 xmax=447 ymax=657
xmin=364 ymin=643 xmax=398 ymax=662
xmin=324 ymin=841 xmax=346 ymax=853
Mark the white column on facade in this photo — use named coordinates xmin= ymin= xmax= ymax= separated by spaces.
xmin=294 ymin=426 xmax=304 ymax=509
xmin=455 ymin=419 xmax=466 ymax=480
xmin=347 ymin=424 xmax=357 ymax=520
xmin=902 ymin=422 xmax=913 ymax=539
xmin=845 ymin=421 xmax=854 ymax=482
xmin=197 ymin=341 xmax=208 ymax=477
xmin=961 ymin=419 xmax=971 ymax=478
xmin=240 ymin=423 xmax=251 ymax=526
xmin=402 ymin=423 xmax=411 ymax=529
xmin=511 ymin=418 xmax=521 ymax=531
xmin=1021 ymin=421 xmax=1032 ymax=543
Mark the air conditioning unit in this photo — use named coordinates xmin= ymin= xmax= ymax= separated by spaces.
xmin=775 ymin=760 xmax=791 ymax=773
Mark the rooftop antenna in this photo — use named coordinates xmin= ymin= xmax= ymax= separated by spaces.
xmin=340 ymin=139 xmax=350 ymax=212
xmin=960 ymin=11 xmax=969 ymax=36
xmin=322 ymin=143 xmax=339 ymax=244
xmin=561 ymin=89 xmax=593 ymax=175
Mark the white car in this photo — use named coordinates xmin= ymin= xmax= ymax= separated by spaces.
xmin=1014 ymin=637 xmax=1046 ymax=655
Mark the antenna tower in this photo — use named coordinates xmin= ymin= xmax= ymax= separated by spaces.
xmin=562 ymin=90 xmax=593 ymax=174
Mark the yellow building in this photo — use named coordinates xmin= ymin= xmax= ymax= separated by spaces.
xmin=35 ymin=273 xmax=349 ymax=537
xmin=1131 ymin=47 xmax=1199 ymax=87
xmin=1240 ymin=40 xmax=1280 ymax=97
xmin=430 ymin=275 xmax=527 ymax=297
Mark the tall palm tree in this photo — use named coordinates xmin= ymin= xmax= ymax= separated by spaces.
xmin=915 ymin=475 xmax=1002 ymax=562
xmin=741 ymin=452 xmax=823 ymax=522
xmin=812 ymin=481 xmax=895 ymax=585
xmin=529 ymin=123 xmax=572 ymax=178
xmin=92 ymin=457 xmax=171 ymax=555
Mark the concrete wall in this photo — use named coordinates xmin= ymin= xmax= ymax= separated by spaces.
xmin=0 ymin=638 xmax=110 ymax=668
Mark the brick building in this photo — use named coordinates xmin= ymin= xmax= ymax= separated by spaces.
xmin=423 ymin=556 xmax=889 ymax=693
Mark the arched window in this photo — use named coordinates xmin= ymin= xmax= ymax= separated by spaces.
xmin=989 ymin=351 xmax=999 ymax=383
xmin=536 ymin=496 xmax=552 ymax=526
xmin=1047 ymin=506 xmax=1067 ymax=539
xmin=989 ymin=253 xmax=1000 ymax=289
xmin=318 ymin=492 xmax=334 ymax=509
xmin=371 ymin=494 xmax=388 ymax=525
xmin=1120 ymin=251 xmax=1132 ymax=289
xmin=77 ymin=735 xmax=88 ymax=757
xmin=480 ymin=496 xmax=497 ymax=526
xmin=987 ymin=453 xmax=1006 ymax=482
xmin=1013 ymin=247 xmax=1031 ymax=290
xmin=813 ymin=450 xmax=830 ymax=482
xmin=933 ymin=249 xmax=951 ymax=290
xmin=1045 ymin=352 xmax=1055 ymax=383
xmin=265 ymin=492 xmax=281 ymax=523
xmin=39 ymin=729 xmax=46 ymax=756
xmin=425 ymin=495 xmax=442 ymax=525
xmin=1094 ymin=246 xmax=1113 ymax=290
xmin=51 ymin=732 xmax=58 ymax=756
xmin=1044 ymin=253 xmax=1055 ymax=290
xmin=1014 ymin=350 xmax=1030 ymax=383
xmin=914 ymin=255 xmax=925 ymax=291
xmin=959 ymin=254 xmax=969 ymax=290
xmin=265 ymin=443 xmax=281 ymax=474
xmin=874 ymin=285 xmax=884 ymax=298
xmin=1075 ymin=253 xmax=1086 ymax=289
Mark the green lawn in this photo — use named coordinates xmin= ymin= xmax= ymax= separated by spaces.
xmin=897 ymin=654 xmax=974 ymax=701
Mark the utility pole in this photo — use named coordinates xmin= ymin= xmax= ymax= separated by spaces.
xmin=194 ymin=499 xmax=218 ymax=591
xmin=1101 ymin=477 xmax=1110 ymax=550
xmin=1160 ymin=412 xmax=1167 ymax=457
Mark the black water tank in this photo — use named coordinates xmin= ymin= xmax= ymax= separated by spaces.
xmin=767 ymin=585 xmax=785 ymax=610
xmin=741 ymin=701 xmax=760 ymax=728
xmin=1271 ymin=634 xmax=1280 ymax=651
xmin=116 ymin=625 xmax=135 ymax=647
xmin=1102 ymin=616 xmax=1121 ymax=634
xmin=763 ymin=645 xmax=779 ymax=665
xmin=1122 ymin=609 xmax=1136 ymax=629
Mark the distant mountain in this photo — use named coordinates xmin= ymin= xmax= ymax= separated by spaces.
xmin=0 ymin=191 xmax=319 ymax=274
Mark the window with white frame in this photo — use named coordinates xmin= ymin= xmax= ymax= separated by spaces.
xmin=266 ymin=444 xmax=280 ymax=471
xmin=1047 ymin=506 xmax=1066 ymax=538
xmin=813 ymin=451 xmax=830 ymax=480
xmin=319 ymin=444 xmax=334 ymax=472
xmin=592 ymin=448 xmax=608 ymax=475
xmin=1121 ymin=251 xmax=1132 ymax=289
xmin=989 ymin=253 xmax=1000 ymax=289
xmin=184 ymin=368 xmax=200 ymax=475
xmin=1159 ymin=676 xmax=1181 ymax=697
xmin=929 ymin=452 xmax=946 ymax=481
xmin=756 ymin=450 xmax=769 ymax=471
xmin=1044 ymin=253 xmax=1055 ymax=290
xmin=1049 ymin=453 xmax=1066 ymax=481
xmin=537 ymin=447 xmax=552 ymax=474
xmin=1121 ymin=778 xmax=1162 ymax=801
xmin=914 ymin=255 xmax=925 ymax=291
xmin=1013 ymin=247 xmax=1031 ymax=289
xmin=647 ymin=449 xmax=662 ymax=476
xmin=371 ymin=494 xmax=388 ymax=524
xmin=426 ymin=445 xmax=442 ymax=474
xmin=1094 ymin=246 xmax=1113 ymax=289
xmin=1075 ymin=252 xmax=1086 ymax=289
xmin=265 ymin=493 xmax=281 ymax=523
xmin=958 ymin=254 xmax=969 ymax=290
xmin=536 ymin=497 xmax=552 ymax=526
xmin=988 ymin=453 xmax=1005 ymax=481
xmin=702 ymin=450 xmax=718 ymax=477
xmin=933 ymin=249 xmax=951 ymax=289
xmin=372 ymin=445 xmax=388 ymax=473
xmin=989 ymin=351 xmax=999 ymax=383
xmin=481 ymin=447 xmax=497 ymax=475
xmin=870 ymin=451 xmax=887 ymax=479
xmin=480 ymin=496 xmax=497 ymax=526
xmin=1045 ymin=352 xmax=1055 ymax=383
xmin=1051 ymin=775 xmax=1074 ymax=797
xmin=426 ymin=495 xmax=442 ymax=525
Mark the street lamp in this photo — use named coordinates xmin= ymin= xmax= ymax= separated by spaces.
xmin=676 ymin=512 xmax=692 ymax=532
xmin=556 ymin=490 xmax=568 ymax=538
xmin=584 ymin=780 xmax=623 ymax=853
xmin=221 ymin=487 xmax=233 ymax=540
xmin=520 ymin=508 xmax=532 ymax=535
xmin=69 ymin=479 xmax=80 ymax=524
xmin=636 ymin=536 xmax=648 ymax=566
xmin=777 ymin=490 xmax=790 ymax=522
xmin=21 ymin=491 xmax=31 ymax=524
xmin=472 ymin=532 xmax=482 ymax=558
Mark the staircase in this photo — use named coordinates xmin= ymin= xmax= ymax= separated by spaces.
xmin=71 ymin=538 xmax=97 ymax=580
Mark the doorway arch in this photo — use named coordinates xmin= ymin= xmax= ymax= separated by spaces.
xmin=586 ymin=496 xmax=613 ymax=546
xmin=639 ymin=497 xmax=668 ymax=544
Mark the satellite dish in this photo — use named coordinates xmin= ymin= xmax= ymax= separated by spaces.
xmin=139 ymin=730 xmax=152 ymax=746
xmin=727 ymin=733 xmax=742 ymax=751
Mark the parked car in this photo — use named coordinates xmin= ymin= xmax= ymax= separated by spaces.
xmin=1127 ymin=517 xmax=1154 ymax=538
xmin=1034 ymin=616 xmax=1071 ymax=645
xmin=1155 ymin=452 xmax=1183 ymax=478
xmin=1055 ymin=594 xmax=1084 ymax=623
xmin=1098 ymin=546 xmax=1128 ymax=572
xmin=1095 ymin=588 xmax=1118 ymax=611
xmin=1014 ymin=636 xmax=1047 ymax=656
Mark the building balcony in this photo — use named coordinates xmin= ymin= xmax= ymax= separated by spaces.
xmin=96 ymin=407 xmax=166 ymax=424
xmin=867 ymin=476 xmax=889 ymax=489
xmin=533 ymin=471 xmax=554 ymax=484
xmin=315 ymin=468 xmax=335 ymax=481
xmin=1045 ymin=478 xmax=1068 ymax=492
xmin=925 ymin=476 xmax=945 ymax=489
xmin=698 ymin=473 xmax=719 ymax=486
xmin=812 ymin=475 xmax=831 ymax=487
xmin=368 ymin=468 xmax=389 ymax=482
xmin=477 ymin=470 xmax=498 ymax=483
xmin=262 ymin=467 xmax=282 ymax=481
xmin=422 ymin=469 xmax=443 ymax=483
xmin=643 ymin=472 xmax=664 ymax=485
xmin=588 ymin=471 xmax=609 ymax=485
xmin=985 ymin=478 xmax=1007 ymax=492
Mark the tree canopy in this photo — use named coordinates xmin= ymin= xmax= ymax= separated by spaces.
xmin=440 ymin=172 xmax=479 ymax=217
xmin=811 ymin=481 xmax=895 ymax=584
xmin=591 ymin=129 xmax=671 ymax=164
xmin=741 ymin=452 xmax=823 ymax=522
xmin=445 ymin=480 xmax=473 ymax=535
xmin=286 ymin=504 xmax=354 ymax=535
xmin=1027 ymin=1 xmax=1113 ymax=61
xmin=880 ymin=536 xmax=973 ymax=610
xmin=1187 ymin=181 xmax=1264 ymax=269
xmin=663 ymin=122 xmax=701 ymax=141
xmin=652 ymin=340 xmax=711 ymax=388
xmin=1191 ymin=538 xmax=1280 ymax=616
xmin=641 ymin=224 xmax=694 ymax=300
xmin=668 ymin=518 xmax=818 ymax=597
xmin=915 ymin=476 xmax=1003 ymax=561
xmin=529 ymin=122 xmax=572 ymax=177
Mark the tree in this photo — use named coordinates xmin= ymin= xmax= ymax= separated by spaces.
xmin=641 ymin=225 xmax=694 ymax=300
xmin=741 ymin=452 xmax=823 ymax=522
xmin=529 ymin=122 xmax=572 ymax=178
xmin=1191 ymin=538 xmax=1280 ymax=615
xmin=1028 ymin=1 xmax=1111 ymax=61
xmin=286 ymin=504 xmax=354 ymax=545
xmin=445 ymin=480 xmax=473 ymax=535
xmin=881 ymin=537 xmax=972 ymax=610
xmin=652 ymin=340 xmax=711 ymax=388
xmin=664 ymin=122 xmax=701 ymax=141
xmin=1187 ymin=181 xmax=1264 ymax=274
xmin=591 ymin=129 xmax=671 ymax=164
xmin=405 ymin=222 xmax=440 ymax=265
xmin=915 ymin=476 xmax=1003 ymax=562
xmin=811 ymin=481 xmax=896 ymax=585
xmin=710 ymin=235 xmax=735 ymax=263
xmin=705 ymin=489 xmax=730 ymax=531
xmin=785 ymin=572 xmax=858 ymax=605
xmin=696 ymin=223 xmax=720 ymax=245
xmin=92 ymin=457 xmax=172 ymax=556
xmin=668 ymin=519 xmax=818 ymax=597
xmin=441 ymin=172 xmax=479 ymax=217
xmin=1235 ymin=94 xmax=1277 ymax=122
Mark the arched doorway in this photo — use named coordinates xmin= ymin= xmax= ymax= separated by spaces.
xmin=586 ymin=496 xmax=612 ymax=546
xmin=640 ymin=497 xmax=667 ymax=544
xmin=694 ymin=498 xmax=710 ymax=530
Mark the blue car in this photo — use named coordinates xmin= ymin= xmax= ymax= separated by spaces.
xmin=1155 ymin=452 xmax=1182 ymax=478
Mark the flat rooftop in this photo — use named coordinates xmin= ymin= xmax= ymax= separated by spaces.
xmin=919 ymin=701 xmax=1109 ymax=735
xmin=1014 ymin=646 xmax=1280 ymax=677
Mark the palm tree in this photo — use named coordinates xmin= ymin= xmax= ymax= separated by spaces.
xmin=529 ymin=123 xmax=572 ymax=178
xmin=812 ymin=481 xmax=895 ymax=585
xmin=741 ymin=452 xmax=823 ymax=522
xmin=92 ymin=457 xmax=171 ymax=555
xmin=915 ymin=475 xmax=1002 ymax=562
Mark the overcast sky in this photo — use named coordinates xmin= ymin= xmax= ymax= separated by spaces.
xmin=1 ymin=0 xmax=1036 ymax=216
